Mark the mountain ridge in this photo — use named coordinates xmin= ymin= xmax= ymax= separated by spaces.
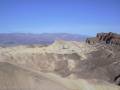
xmin=0 ymin=33 xmax=87 ymax=45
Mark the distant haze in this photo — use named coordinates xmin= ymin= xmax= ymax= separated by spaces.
xmin=0 ymin=33 xmax=87 ymax=45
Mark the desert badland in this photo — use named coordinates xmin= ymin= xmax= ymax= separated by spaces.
xmin=0 ymin=32 xmax=120 ymax=90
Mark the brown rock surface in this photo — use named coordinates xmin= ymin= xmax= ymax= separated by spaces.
xmin=86 ymin=32 xmax=120 ymax=45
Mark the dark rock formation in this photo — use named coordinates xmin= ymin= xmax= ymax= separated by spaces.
xmin=86 ymin=32 xmax=120 ymax=45
xmin=86 ymin=37 xmax=99 ymax=44
xmin=71 ymin=44 xmax=120 ymax=86
xmin=114 ymin=74 xmax=120 ymax=85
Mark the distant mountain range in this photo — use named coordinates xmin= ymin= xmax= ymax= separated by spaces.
xmin=0 ymin=33 xmax=87 ymax=45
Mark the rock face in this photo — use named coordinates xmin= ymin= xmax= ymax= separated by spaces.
xmin=86 ymin=37 xmax=99 ymax=44
xmin=86 ymin=32 xmax=120 ymax=45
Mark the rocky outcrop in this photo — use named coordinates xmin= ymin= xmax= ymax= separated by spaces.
xmin=86 ymin=32 xmax=120 ymax=45
xmin=86 ymin=37 xmax=99 ymax=44
xmin=114 ymin=74 xmax=120 ymax=85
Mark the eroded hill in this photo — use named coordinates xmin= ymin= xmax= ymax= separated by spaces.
xmin=0 ymin=40 xmax=120 ymax=90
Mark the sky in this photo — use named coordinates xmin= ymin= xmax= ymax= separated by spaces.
xmin=0 ymin=0 xmax=120 ymax=36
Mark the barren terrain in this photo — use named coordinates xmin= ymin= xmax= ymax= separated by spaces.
xmin=0 ymin=40 xmax=120 ymax=90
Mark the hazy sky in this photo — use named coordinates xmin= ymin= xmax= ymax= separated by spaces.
xmin=0 ymin=0 xmax=120 ymax=36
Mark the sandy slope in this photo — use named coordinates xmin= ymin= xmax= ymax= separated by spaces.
xmin=0 ymin=62 xmax=69 ymax=90
xmin=0 ymin=62 xmax=120 ymax=90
